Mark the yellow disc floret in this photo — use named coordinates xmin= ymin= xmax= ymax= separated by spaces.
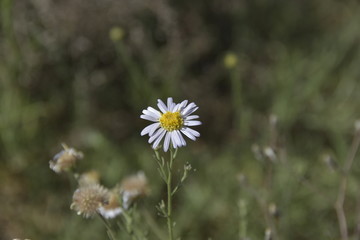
xmin=159 ymin=111 xmax=184 ymax=132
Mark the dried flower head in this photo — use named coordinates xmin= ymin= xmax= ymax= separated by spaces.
xmin=98 ymin=190 xmax=123 ymax=219
xmin=71 ymin=184 xmax=109 ymax=218
xmin=120 ymin=172 xmax=150 ymax=209
xmin=141 ymin=97 xmax=201 ymax=152
xmin=49 ymin=144 xmax=83 ymax=173
xmin=78 ymin=170 xmax=100 ymax=187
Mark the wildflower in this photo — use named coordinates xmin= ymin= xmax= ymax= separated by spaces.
xmin=49 ymin=145 xmax=83 ymax=173
xmin=78 ymin=170 xmax=100 ymax=187
xmin=71 ymin=184 xmax=109 ymax=218
xmin=120 ymin=172 xmax=149 ymax=209
xmin=98 ymin=190 xmax=123 ymax=219
xmin=140 ymin=97 xmax=201 ymax=152
xmin=223 ymin=52 xmax=238 ymax=69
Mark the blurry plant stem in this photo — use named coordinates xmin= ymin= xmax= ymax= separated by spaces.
xmin=115 ymin=42 xmax=149 ymax=104
xmin=143 ymin=209 xmax=167 ymax=240
xmin=121 ymin=210 xmax=138 ymax=240
xmin=356 ymin=192 xmax=360 ymax=238
xmin=264 ymin=162 xmax=278 ymax=239
xmin=230 ymin=66 xmax=248 ymax=139
xmin=1 ymin=0 xmax=22 ymax=67
xmin=241 ymin=179 xmax=277 ymax=239
xmin=335 ymin=128 xmax=360 ymax=240
xmin=98 ymin=212 xmax=117 ymax=240
xmin=230 ymin=67 xmax=241 ymax=129
xmin=73 ymin=73 xmax=91 ymax=127
xmin=166 ymin=148 xmax=175 ymax=240
xmin=238 ymin=199 xmax=248 ymax=240
xmin=154 ymin=148 xmax=178 ymax=240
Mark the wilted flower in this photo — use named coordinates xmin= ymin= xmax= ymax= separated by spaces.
xmin=78 ymin=170 xmax=100 ymax=187
xmin=140 ymin=97 xmax=201 ymax=152
xmin=98 ymin=190 xmax=123 ymax=219
xmin=71 ymin=184 xmax=109 ymax=218
xmin=120 ymin=172 xmax=150 ymax=209
xmin=49 ymin=145 xmax=83 ymax=173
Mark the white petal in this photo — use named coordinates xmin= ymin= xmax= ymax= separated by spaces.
xmin=182 ymin=102 xmax=195 ymax=113
xmin=181 ymin=103 xmax=196 ymax=116
xmin=153 ymin=130 xmax=166 ymax=149
xmin=170 ymin=132 xmax=178 ymax=148
xmin=183 ymin=106 xmax=198 ymax=117
xmin=147 ymin=107 xmax=161 ymax=117
xmin=167 ymin=97 xmax=175 ymax=112
xmin=143 ymin=109 xmax=160 ymax=120
xmin=141 ymin=114 xmax=158 ymax=122
xmin=149 ymin=128 xmax=165 ymax=143
xmin=163 ymin=132 xmax=171 ymax=152
xmin=157 ymin=99 xmax=167 ymax=113
xmin=185 ymin=120 xmax=202 ymax=126
xmin=99 ymin=207 xmax=123 ymax=219
xmin=173 ymin=103 xmax=181 ymax=112
xmin=183 ymin=127 xmax=200 ymax=137
xmin=179 ymin=100 xmax=188 ymax=109
xmin=172 ymin=131 xmax=183 ymax=147
xmin=149 ymin=122 xmax=161 ymax=136
xmin=174 ymin=100 xmax=188 ymax=112
xmin=184 ymin=107 xmax=199 ymax=117
xmin=141 ymin=123 xmax=159 ymax=136
xmin=181 ymin=128 xmax=196 ymax=140
xmin=175 ymin=130 xmax=186 ymax=146
xmin=185 ymin=115 xmax=199 ymax=120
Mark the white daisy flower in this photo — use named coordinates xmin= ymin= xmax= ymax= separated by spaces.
xmin=140 ymin=97 xmax=201 ymax=152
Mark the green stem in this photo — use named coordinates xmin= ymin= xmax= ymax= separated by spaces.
xmin=167 ymin=148 xmax=175 ymax=240
xmin=97 ymin=212 xmax=117 ymax=240
xmin=121 ymin=210 xmax=138 ymax=240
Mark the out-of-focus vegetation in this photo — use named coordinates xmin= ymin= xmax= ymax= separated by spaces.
xmin=1 ymin=0 xmax=360 ymax=239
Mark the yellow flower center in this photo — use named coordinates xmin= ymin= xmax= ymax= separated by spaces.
xmin=159 ymin=111 xmax=184 ymax=132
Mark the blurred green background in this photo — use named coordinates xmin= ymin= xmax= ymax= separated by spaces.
xmin=1 ymin=0 xmax=360 ymax=239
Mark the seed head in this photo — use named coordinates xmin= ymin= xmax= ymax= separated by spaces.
xmin=49 ymin=145 xmax=83 ymax=173
xmin=98 ymin=190 xmax=123 ymax=219
xmin=120 ymin=172 xmax=150 ymax=209
xmin=78 ymin=170 xmax=100 ymax=187
xmin=71 ymin=184 xmax=109 ymax=218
